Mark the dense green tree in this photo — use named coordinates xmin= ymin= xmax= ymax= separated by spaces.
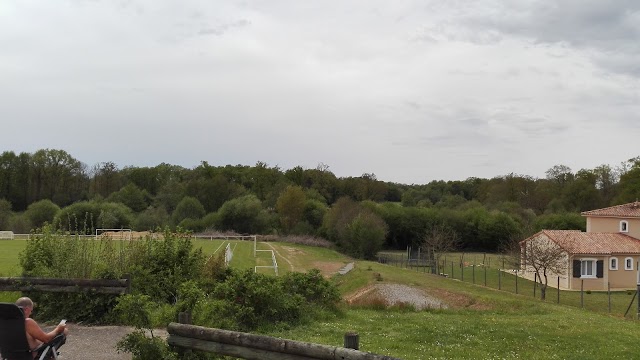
xmin=172 ymin=197 xmax=206 ymax=225
xmin=29 ymin=149 xmax=87 ymax=206
xmin=96 ymin=202 xmax=134 ymax=229
xmin=276 ymin=185 xmax=306 ymax=233
xmin=90 ymin=161 xmax=122 ymax=199
xmin=533 ymin=213 xmax=586 ymax=232
xmin=24 ymin=199 xmax=60 ymax=229
xmin=302 ymin=199 xmax=328 ymax=233
xmin=54 ymin=201 xmax=100 ymax=231
xmin=0 ymin=199 xmax=12 ymax=230
xmin=614 ymin=166 xmax=640 ymax=204
xmin=134 ymin=206 xmax=169 ymax=231
xmin=216 ymin=195 xmax=271 ymax=234
xmin=108 ymin=183 xmax=149 ymax=212
xmin=344 ymin=211 xmax=388 ymax=259
xmin=323 ymin=197 xmax=388 ymax=258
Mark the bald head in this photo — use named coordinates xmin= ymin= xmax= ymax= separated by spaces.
xmin=16 ymin=297 xmax=34 ymax=309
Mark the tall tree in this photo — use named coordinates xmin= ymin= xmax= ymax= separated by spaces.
xmin=276 ymin=185 xmax=306 ymax=233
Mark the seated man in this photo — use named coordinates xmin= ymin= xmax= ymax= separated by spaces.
xmin=15 ymin=297 xmax=68 ymax=359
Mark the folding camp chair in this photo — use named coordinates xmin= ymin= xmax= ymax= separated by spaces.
xmin=0 ymin=303 xmax=65 ymax=360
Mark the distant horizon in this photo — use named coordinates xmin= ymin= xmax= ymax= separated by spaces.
xmin=3 ymin=147 xmax=636 ymax=185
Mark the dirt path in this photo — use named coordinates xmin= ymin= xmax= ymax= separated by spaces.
xmin=45 ymin=325 xmax=167 ymax=360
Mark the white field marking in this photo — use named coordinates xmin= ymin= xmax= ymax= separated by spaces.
xmin=212 ymin=241 xmax=226 ymax=254
xmin=265 ymin=242 xmax=294 ymax=272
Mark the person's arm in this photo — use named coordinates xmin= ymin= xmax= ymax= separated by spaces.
xmin=25 ymin=319 xmax=66 ymax=343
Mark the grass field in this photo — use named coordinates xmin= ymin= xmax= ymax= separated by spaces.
xmin=4 ymin=239 xmax=640 ymax=358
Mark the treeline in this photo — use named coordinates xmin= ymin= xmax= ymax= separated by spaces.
xmin=1 ymin=149 xmax=639 ymax=254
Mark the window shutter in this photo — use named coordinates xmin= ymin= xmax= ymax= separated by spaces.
xmin=573 ymin=260 xmax=581 ymax=278
xmin=596 ymin=260 xmax=604 ymax=278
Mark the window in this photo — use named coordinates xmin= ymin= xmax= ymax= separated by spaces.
xmin=620 ymin=221 xmax=629 ymax=233
xmin=625 ymin=257 xmax=634 ymax=270
xmin=573 ymin=259 xmax=603 ymax=278
xmin=581 ymin=259 xmax=596 ymax=278
xmin=610 ymin=257 xmax=618 ymax=270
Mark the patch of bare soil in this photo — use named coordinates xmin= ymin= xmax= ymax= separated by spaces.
xmin=311 ymin=261 xmax=345 ymax=277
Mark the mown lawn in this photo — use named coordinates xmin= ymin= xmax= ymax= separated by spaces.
xmin=0 ymin=240 xmax=26 ymax=276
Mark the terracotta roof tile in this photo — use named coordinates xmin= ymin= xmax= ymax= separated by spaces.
xmin=581 ymin=202 xmax=640 ymax=218
xmin=529 ymin=230 xmax=640 ymax=255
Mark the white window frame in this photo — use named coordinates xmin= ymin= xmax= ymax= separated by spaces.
xmin=610 ymin=257 xmax=618 ymax=271
xmin=580 ymin=259 xmax=597 ymax=278
xmin=620 ymin=220 xmax=629 ymax=233
xmin=625 ymin=257 xmax=634 ymax=271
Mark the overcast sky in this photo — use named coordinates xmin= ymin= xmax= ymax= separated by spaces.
xmin=1 ymin=1 xmax=639 ymax=184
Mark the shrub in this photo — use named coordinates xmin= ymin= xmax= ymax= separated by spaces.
xmin=172 ymin=197 xmax=206 ymax=225
xmin=24 ymin=199 xmax=60 ymax=229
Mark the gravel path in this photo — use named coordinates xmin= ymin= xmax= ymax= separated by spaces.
xmin=349 ymin=283 xmax=448 ymax=310
xmin=42 ymin=325 xmax=167 ymax=360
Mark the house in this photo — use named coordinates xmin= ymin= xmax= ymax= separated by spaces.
xmin=520 ymin=201 xmax=640 ymax=290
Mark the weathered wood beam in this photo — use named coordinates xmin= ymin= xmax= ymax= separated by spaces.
xmin=167 ymin=323 xmax=401 ymax=360
xmin=0 ymin=277 xmax=129 ymax=294
xmin=168 ymin=335 xmax=317 ymax=360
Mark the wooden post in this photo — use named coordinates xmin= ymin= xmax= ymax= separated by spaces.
xmin=484 ymin=265 xmax=487 ymax=286
xmin=344 ymin=332 xmax=359 ymax=350
xmin=515 ymin=270 xmax=518 ymax=294
xmin=557 ymin=277 xmax=560 ymax=304
xmin=178 ymin=311 xmax=192 ymax=325
xmin=608 ymin=282 xmax=611 ymax=313
xmin=451 ymin=261 xmax=454 ymax=279
xmin=498 ymin=269 xmax=501 ymax=290
xmin=472 ymin=264 xmax=475 ymax=284
xmin=123 ymin=273 xmax=131 ymax=294
xmin=534 ymin=273 xmax=537 ymax=298
xmin=636 ymin=284 xmax=640 ymax=319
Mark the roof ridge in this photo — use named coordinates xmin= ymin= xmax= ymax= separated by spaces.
xmin=581 ymin=201 xmax=640 ymax=215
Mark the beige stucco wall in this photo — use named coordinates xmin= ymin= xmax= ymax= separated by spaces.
xmin=586 ymin=217 xmax=640 ymax=240
xmin=607 ymin=255 xmax=639 ymax=289
xmin=569 ymin=255 xmax=639 ymax=290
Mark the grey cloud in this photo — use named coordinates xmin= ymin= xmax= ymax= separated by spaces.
xmin=197 ymin=19 xmax=251 ymax=36
xmin=463 ymin=1 xmax=640 ymax=75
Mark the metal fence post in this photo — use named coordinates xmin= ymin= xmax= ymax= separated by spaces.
xmin=557 ymin=276 xmax=560 ymax=304
xmin=581 ymin=280 xmax=584 ymax=309
xmin=515 ymin=270 xmax=518 ymax=294
xmin=498 ymin=268 xmax=501 ymax=290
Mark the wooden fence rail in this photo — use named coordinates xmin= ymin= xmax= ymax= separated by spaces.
xmin=167 ymin=323 xmax=401 ymax=360
xmin=0 ymin=276 xmax=130 ymax=294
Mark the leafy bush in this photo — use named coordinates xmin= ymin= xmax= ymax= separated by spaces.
xmin=126 ymin=229 xmax=205 ymax=304
xmin=216 ymin=195 xmax=271 ymax=234
xmin=134 ymin=206 xmax=169 ymax=231
xmin=24 ymin=199 xmax=60 ymax=229
xmin=172 ymin=197 xmax=206 ymax=225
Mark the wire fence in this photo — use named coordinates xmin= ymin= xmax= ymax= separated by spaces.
xmin=378 ymin=252 xmax=640 ymax=319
